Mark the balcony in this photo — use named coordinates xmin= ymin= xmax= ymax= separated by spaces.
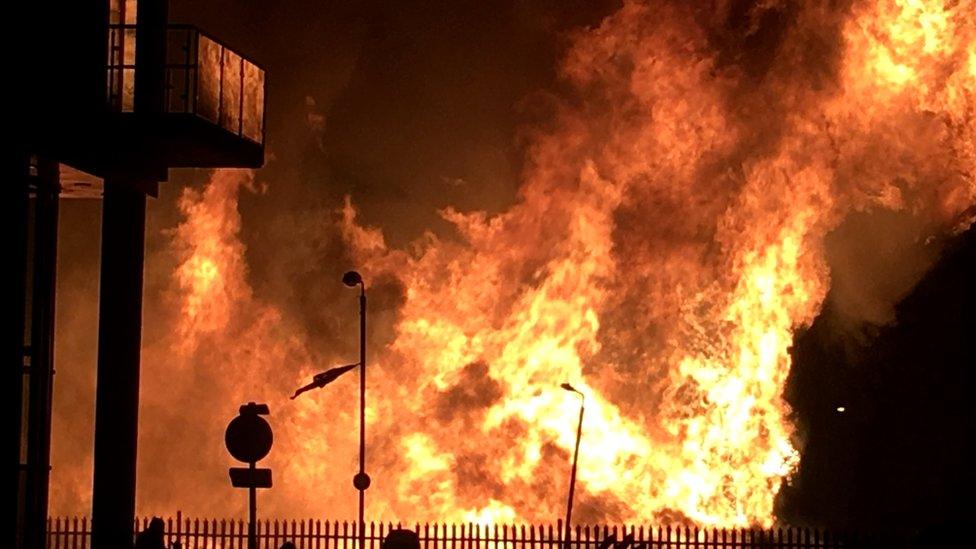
xmin=107 ymin=23 xmax=265 ymax=145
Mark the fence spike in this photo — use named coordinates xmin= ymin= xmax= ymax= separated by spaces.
xmin=45 ymin=516 xmax=869 ymax=549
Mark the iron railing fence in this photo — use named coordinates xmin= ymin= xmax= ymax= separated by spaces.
xmin=47 ymin=516 xmax=903 ymax=549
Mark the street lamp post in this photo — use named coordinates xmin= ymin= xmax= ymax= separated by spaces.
xmin=343 ymin=271 xmax=370 ymax=549
xmin=560 ymin=383 xmax=584 ymax=549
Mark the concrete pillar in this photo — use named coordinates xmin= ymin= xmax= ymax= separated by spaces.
xmin=91 ymin=180 xmax=147 ymax=549
xmin=23 ymin=158 xmax=60 ymax=549
xmin=135 ymin=0 xmax=168 ymax=115
xmin=4 ymin=152 xmax=30 ymax=549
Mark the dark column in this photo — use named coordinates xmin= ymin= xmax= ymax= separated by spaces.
xmin=4 ymin=153 xmax=30 ymax=549
xmin=91 ymin=181 xmax=147 ymax=549
xmin=23 ymin=158 xmax=60 ymax=549
xmin=135 ymin=0 xmax=168 ymax=114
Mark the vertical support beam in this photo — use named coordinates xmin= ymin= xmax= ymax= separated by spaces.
xmin=23 ymin=158 xmax=60 ymax=549
xmin=4 ymin=152 xmax=31 ymax=549
xmin=135 ymin=0 xmax=169 ymax=115
xmin=91 ymin=180 xmax=147 ymax=549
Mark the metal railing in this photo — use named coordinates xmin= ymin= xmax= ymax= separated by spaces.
xmin=107 ymin=24 xmax=266 ymax=144
xmin=47 ymin=516 xmax=900 ymax=549
xmin=107 ymin=23 xmax=138 ymax=112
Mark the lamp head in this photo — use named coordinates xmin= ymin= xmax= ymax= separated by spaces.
xmin=342 ymin=271 xmax=363 ymax=287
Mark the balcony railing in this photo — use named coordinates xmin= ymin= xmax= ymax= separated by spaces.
xmin=106 ymin=23 xmax=137 ymax=112
xmin=107 ymin=24 xmax=266 ymax=144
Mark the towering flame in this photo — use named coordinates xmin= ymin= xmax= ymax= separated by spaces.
xmin=325 ymin=0 xmax=973 ymax=526
xmin=51 ymin=0 xmax=973 ymax=530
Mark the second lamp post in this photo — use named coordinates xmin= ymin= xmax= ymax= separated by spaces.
xmin=560 ymin=382 xmax=585 ymax=549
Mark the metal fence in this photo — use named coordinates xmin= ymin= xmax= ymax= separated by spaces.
xmin=47 ymin=516 xmax=896 ymax=549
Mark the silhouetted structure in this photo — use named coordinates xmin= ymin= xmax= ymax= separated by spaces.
xmin=383 ymin=529 xmax=420 ymax=549
xmin=292 ymin=273 xmax=371 ymax=548
xmin=559 ymin=383 xmax=585 ymax=549
xmin=12 ymin=1 xmax=265 ymax=547
xmin=343 ymin=270 xmax=372 ymax=549
xmin=225 ymin=402 xmax=274 ymax=549
xmin=47 ymin=516 xmax=909 ymax=548
xmin=291 ymin=363 xmax=359 ymax=400
xmin=134 ymin=517 xmax=166 ymax=549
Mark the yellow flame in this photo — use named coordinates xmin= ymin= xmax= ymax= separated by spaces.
xmin=75 ymin=0 xmax=974 ymax=528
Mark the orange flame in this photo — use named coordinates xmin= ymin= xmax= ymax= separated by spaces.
xmin=47 ymin=0 xmax=974 ymax=529
xmin=165 ymin=0 xmax=973 ymax=527
xmin=173 ymin=170 xmax=254 ymax=350
xmin=332 ymin=0 xmax=973 ymax=526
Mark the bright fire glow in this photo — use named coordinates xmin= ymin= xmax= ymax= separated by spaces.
xmin=84 ymin=0 xmax=975 ymax=529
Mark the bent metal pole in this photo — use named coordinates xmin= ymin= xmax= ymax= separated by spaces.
xmin=562 ymin=385 xmax=584 ymax=549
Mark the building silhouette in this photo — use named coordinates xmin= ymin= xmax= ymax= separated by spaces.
xmin=9 ymin=1 xmax=265 ymax=547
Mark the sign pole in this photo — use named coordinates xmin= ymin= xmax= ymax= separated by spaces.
xmin=249 ymin=461 xmax=257 ymax=549
xmin=225 ymin=402 xmax=273 ymax=549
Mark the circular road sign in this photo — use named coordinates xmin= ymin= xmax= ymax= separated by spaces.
xmin=225 ymin=406 xmax=273 ymax=463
